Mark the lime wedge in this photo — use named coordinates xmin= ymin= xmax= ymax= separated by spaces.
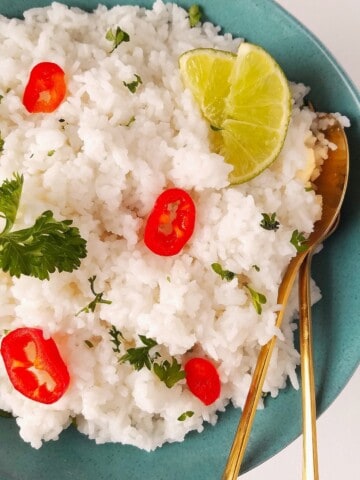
xmin=179 ymin=48 xmax=236 ymax=127
xmin=179 ymin=43 xmax=292 ymax=183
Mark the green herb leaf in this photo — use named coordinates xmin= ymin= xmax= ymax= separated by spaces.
xmin=123 ymin=74 xmax=142 ymax=94
xmin=252 ymin=264 xmax=260 ymax=272
xmin=0 ymin=183 xmax=87 ymax=280
xmin=109 ymin=325 xmax=124 ymax=353
xmin=47 ymin=149 xmax=55 ymax=157
xmin=76 ymin=275 xmax=112 ymax=315
xmin=177 ymin=410 xmax=194 ymax=421
xmin=0 ymin=95 xmax=3 ymax=104
xmin=106 ymin=26 xmax=130 ymax=53
xmin=122 ymin=115 xmax=136 ymax=127
xmin=290 ymin=229 xmax=308 ymax=252
xmin=260 ymin=212 xmax=280 ymax=231
xmin=245 ymin=284 xmax=267 ymax=314
xmin=211 ymin=262 xmax=235 ymax=281
xmin=188 ymin=5 xmax=202 ymax=27
xmin=120 ymin=335 xmax=157 ymax=371
xmin=0 ymin=132 xmax=4 ymax=153
xmin=153 ymin=357 xmax=186 ymax=388
xmin=0 ymin=173 xmax=23 ymax=234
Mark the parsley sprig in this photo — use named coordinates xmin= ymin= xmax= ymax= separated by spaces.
xmin=109 ymin=329 xmax=186 ymax=388
xmin=188 ymin=5 xmax=202 ymax=27
xmin=120 ymin=335 xmax=158 ymax=371
xmin=123 ymin=74 xmax=142 ymax=94
xmin=76 ymin=275 xmax=112 ymax=315
xmin=260 ymin=212 xmax=280 ymax=231
xmin=109 ymin=325 xmax=124 ymax=353
xmin=0 ymin=174 xmax=87 ymax=280
xmin=105 ymin=26 xmax=130 ymax=53
xmin=290 ymin=229 xmax=308 ymax=252
xmin=244 ymin=284 xmax=267 ymax=314
xmin=177 ymin=410 xmax=194 ymax=421
xmin=153 ymin=358 xmax=186 ymax=388
xmin=211 ymin=262 xmax=267 ymax=314
xmin=211 ymin=262 xmax=235 ymax=281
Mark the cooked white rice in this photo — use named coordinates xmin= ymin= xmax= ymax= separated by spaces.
xmin=0 ymin=1 xmax=325 ymax=450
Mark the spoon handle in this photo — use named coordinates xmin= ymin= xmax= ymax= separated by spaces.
xmin=299 ymin=253 xmax=319 ymax=480
xmin=222 ymin=253 xmax=306 ymax=480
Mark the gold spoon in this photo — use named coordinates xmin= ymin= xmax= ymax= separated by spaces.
xmin=222 ymin=121 xmax=349 ymax=480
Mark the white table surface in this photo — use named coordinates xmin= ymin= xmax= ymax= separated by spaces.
xmin=242 ymin=1 xmax=360 ymax=478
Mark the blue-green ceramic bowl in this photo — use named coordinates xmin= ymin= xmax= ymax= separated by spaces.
xmin=0 ymin=1 xmax=359 ymax=479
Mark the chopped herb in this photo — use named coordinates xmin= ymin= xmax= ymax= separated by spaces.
xmin=76 ymin=275 xmax=112 ymax=315
xmin=5 ymin=88 xmax=10 ymax=94
xmin=153 ymin=357 xmax=186 ymax=388
xmin=113 ymin=332 xmax=186 ymax=389
xmin=188 ymin=5 xmax=202 ymax=27
xmin=0 ymin=132 xmax=4 ymax=153
xmin=252 ymin=264 xmax=260 ymax=272
xmin=210 ymin=125 xmax=222 ymax=131
xmin=166 ymin=275 xmax=171 ymax=283
xmin=211 ymin=262 xmax=235 ymax=281
xmin=260 ymin=212 xmax=280 ymax=231
xmin=245 ymin=284 xmax=267 ymax=314
xmin=84 ymin=340 xmax=94 ymax=348
xmin=29 ymin=153 xmax=34 ymax=159
xmin=0 ymin=408 xmax=12 ymax=418
xmin=58 ymin=118 xmax=65 ymax=123
xmin=0 ymin=95 xmax=3 ymax=104
xmin=177 ymin=410 xmax=194 ymax=421
xmin=290 ymin=229 xmax=308 ymax=252
xmin=305 ymin=185 xmax=313 ymax=192
xmin=122 ymin=115 xmax=136 ymax=127
xmin=47 ymin=149 xmax=55 ymax=157
xmin=123 ymin=74 xmax=142 ymax=94
xmin=105 ymin=26 xmax=130 ymax=53
xmin=109 ymin=325 xmax=123 ymax=353
xmin=120 ymin=335 xmax=157 ymax=371
xmin=0 ymin=173 xmax=87 ymax=280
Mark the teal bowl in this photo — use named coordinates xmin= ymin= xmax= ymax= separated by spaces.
xmin=0 ymin=1 xmax=359 ymax=479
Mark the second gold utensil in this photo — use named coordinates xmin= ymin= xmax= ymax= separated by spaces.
xmin=299 ymin=216 xmax=339 ymax=480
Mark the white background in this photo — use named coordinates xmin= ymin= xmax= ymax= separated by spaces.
xmin=241 ymin=1 xmax=360 ymax=479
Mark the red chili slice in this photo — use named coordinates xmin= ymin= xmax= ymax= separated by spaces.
xmin=22 ymin=62 xmax=66 ymax=113
xmin=0 ymin=328 xmax=70 ymax=404
xmin=184 ymin=357 xmax=221 ymax=405
xmin=144 ymin=188 xmax=196 ymax=256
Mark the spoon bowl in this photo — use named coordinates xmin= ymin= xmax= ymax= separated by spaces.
xmin=222 ymin=120 xmax=349 ymax=480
